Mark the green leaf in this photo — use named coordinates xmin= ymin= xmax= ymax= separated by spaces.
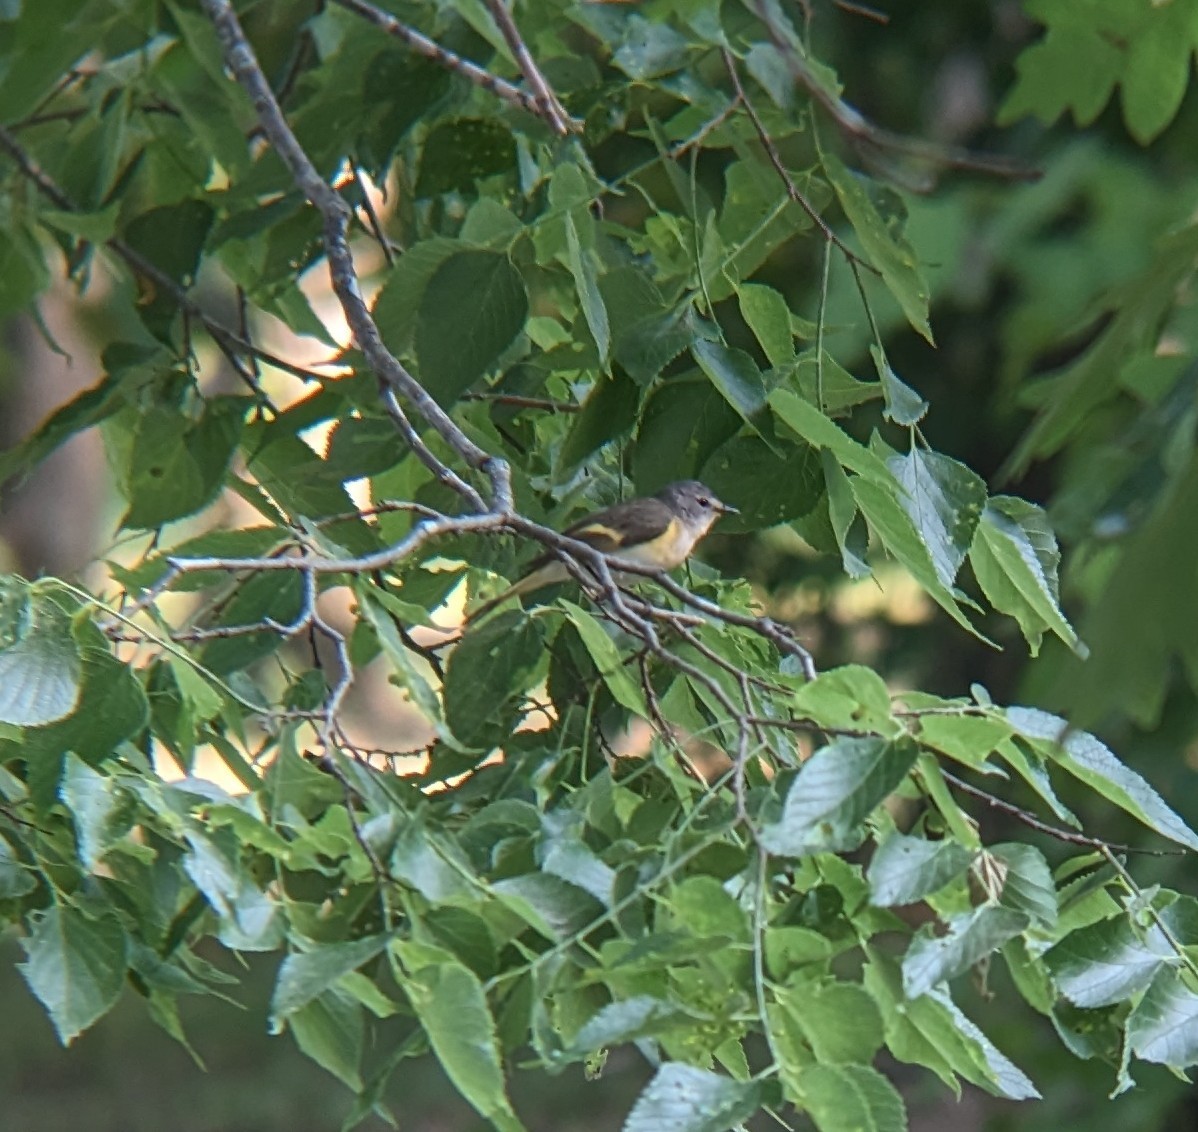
xmin=866 ymin=954 xmax=1039 ymax=1099
xmin=19 ymin=905 xmax=128 ymax=1045
xmin=778 ymin=981 xmax=884 ymax=1065
xmin=1044 ymin=915 xmax=1176 ymax=1008
xmin=361 ymin=591 xmax=463 ymax=750
xmin=822 ymin=151 xmax=932 ymax=343
xmin=791 ymin=664 xmax=896 ymax=734
xmin=183 ymin=830 xmax=280 ymax=950
xmin=1006 ymin=706 xmax=1198 ymax=850
xmin=415 ymin=118 xmax=516 ymax=198
xmin=122 ymin=199 xmax=215 ymax=339
xmin=20 ymin=636 xmax=149 ymax=806
xmin=969 ymin=497 xmax=1080 ymax=656
xmin=623 ymin=1063 xmax=765 ymax=1132
xmin=0 ymin=595 xmax=81 ymax=727
xmin=738 ymin=283 xmax=795 ymax=368
xmin=491 ymin=872 xmax=603 ymax=941
xmin=850 ymin=474 xmax=988 ymax=641
xmin=565 ymin=213 xmax=610 ymax=364
xmin=902 ymin=906 xmax=1029 ymax=998
xmin=391 ymin=821 xmax=477 ymax=903
xmin=1121 ymin=6 xmax=1193 ymax=143
xmin=403 ymin=955 xmax=526 ymax=1132
xmin=558 ymin=370 xmax=640 ymax=472
xmin=290 ymin=988 xmax=365 ymax=1091
xmin=888 ymin=448 xmax=986 ymax=588
xmin=372 ymin=236 xmax=460 ymax=354
xmin=414 ymin=250 xmax=529 ymax=406
xmin=795 ymin=1063 xmax=906 ymax=1132
xmin=120 ymin=398 xmax=245 ymax=530
xmin=999 ymin=16 xmax=1121 ymax=129
xmin=761 ymin=737 xmax=918 ymax=856
xmin=444 ymin=610 xmax=543 ymax=746
xmin=868 ymin=833 xmax=974 ymax=908
xmin=271 ymin=936 xmax=387 ymax=1024
xmin=699 ymin=435 xmax=822 ymax=530
xmin=0 ymin=831 xmax=36 ymax=898
xmin=611 ymin=16 xmax=691 ymax=81
xmin=691 ymin=338 xmax=772 ymax=439
xmin=989 ymin=843 xmax=1057 ymax=930
xmin=872 ymin=347 xmax=927 ymax=426
xmin=822 ymin=452 xmax=871 ymax=579
xmin=60 ymin=755 xmax=125 ymax=872
xmin=561 ymin=602 xmax=647 ymax=716
xmin=770 ymin=389 xmax=893 ymax=484
xmin=1127 ymin=969 xmax=1198 ymax=1067
xmin=564 ymin=996 xmax=701 ymax=1059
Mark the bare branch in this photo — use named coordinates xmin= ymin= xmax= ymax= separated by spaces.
xmin=329 ymin=0 xmax=577 ymax=134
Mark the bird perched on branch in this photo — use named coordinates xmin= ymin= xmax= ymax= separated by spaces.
xmin=468 ymin=480 xmax=736 ymax=622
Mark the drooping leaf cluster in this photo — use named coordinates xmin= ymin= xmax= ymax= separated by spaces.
xmin=2 ymin=1 xmax=1198 ymax=1130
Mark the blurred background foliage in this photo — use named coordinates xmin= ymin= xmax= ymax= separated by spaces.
xmin=3 ymin=0 xmax=1198 ymax=1129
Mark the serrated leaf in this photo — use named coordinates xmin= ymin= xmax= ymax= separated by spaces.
xmin=271 ymin=936 xmax=387 ymax=1023
xmin=362 ymin=591 xmax=464 ymax=750
xmin=778 ymin=982 xmax=884 ymax=1065
xmin=404 ymin=957 xmax=525 ymax=1132
xmin=19 ymin=905 xmax=128 ymax=1045
xmin=1127 ymin=969 xmax=1198 ymax=1067
xmin=120 ymin=398 xmax=244 ymax=529
xmin=868 ymin=833 xmax=974 ymax=907
xmin=692 ymin=338 xmax=771 ymax=438
xmin=872 ymin=347 xmax=927 ymax=426
xmin=565 ymin=996 xmax=701 ymax=1059
xmin=796 ymin=1063 xmax=906 ymax=1132
xmin=0 ymin=598 xmax=81 ymax=726
xmin=850 ymin=474 xmax=989 ymax=642
xmin=1121 ymin=7 xmax=1192 ymax=143
xmin=1044 ymin=915 xmax=1176 ymax=1008
xmin=561 ymin=601 xmax=647 ymax=716
xmin=60 ymin=755 xmax=124 ymax=872
xmin=372 ymin=236 xmax=459 ymax=354
xmin=791 ymin=664 xmax=895 ymax=734
xmin=970 ymin=497 xmax=1080 ymax=656
xmin=565 ymin=213 xmax=609 ymax=364
xmin=623 ymin=1063 xmax=764 ymax=1132
xmin=770 ymin=389 xmax=892 ymax=483
xmin=762 ymin=737 xmax=918 ymax=856
xmin=414 ymin=118 xmax=515 ymax=198
xmin=290 ymin=988 xmax=364 ymax=1091
xmin=1007 ymin=706 xmax=1198 ymax=850
xmin=989 ymin=843 xmax=1057 ymax=929
xmin=902 ymin=906 xmax=1029 ymax=998
xmin=738 ymin=283 xmax=795 ymax=368
xmin=866 ymin=954 xmax=1039 ymax=1099
xmin=888 ymin=448 xmax=986 ymax=588
xmin=0 ymin=831 xmax=36 ymax=897
xmin=414 ymin=250 xmax=528 ymax=405
xmin=823 ymin=151 xmax=932 ymax=343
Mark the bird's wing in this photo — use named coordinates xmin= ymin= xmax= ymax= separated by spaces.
xmin=565 ymin=498 xmax=674 ymax=552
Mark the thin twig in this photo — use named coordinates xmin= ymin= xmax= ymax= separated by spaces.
xmin=481 ymin=0 xmax=574 ymax=136
xmin=940 ymin=769 xmax=1186 ymax=857
xmin=722 ymin=48 xmax=875 ymax=272
xmin=750 ymin=0 xmax=1040 ymax=187
xmin=329 ymin=0 xmax=576 ymax=134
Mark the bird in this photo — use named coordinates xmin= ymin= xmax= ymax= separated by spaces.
xmin=467 ymin=480 xmax=736 ymax=622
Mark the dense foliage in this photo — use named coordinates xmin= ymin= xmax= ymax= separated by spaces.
xmin=3 ymin=1 xmax=1198 ymax=1129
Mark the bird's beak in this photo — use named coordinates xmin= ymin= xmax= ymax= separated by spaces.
xmin=717 ymin=500 xmax=739 ymax=515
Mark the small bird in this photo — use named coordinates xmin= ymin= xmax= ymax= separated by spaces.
xmin=468 ymin=480 xmax=736 ymax=622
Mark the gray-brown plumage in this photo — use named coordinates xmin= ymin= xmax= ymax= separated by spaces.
xmin=467 ymin=480 xmax=734 ymax=622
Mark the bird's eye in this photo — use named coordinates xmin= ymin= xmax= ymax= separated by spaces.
xmin=698 ymin=497 xmax=710 ymax=508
